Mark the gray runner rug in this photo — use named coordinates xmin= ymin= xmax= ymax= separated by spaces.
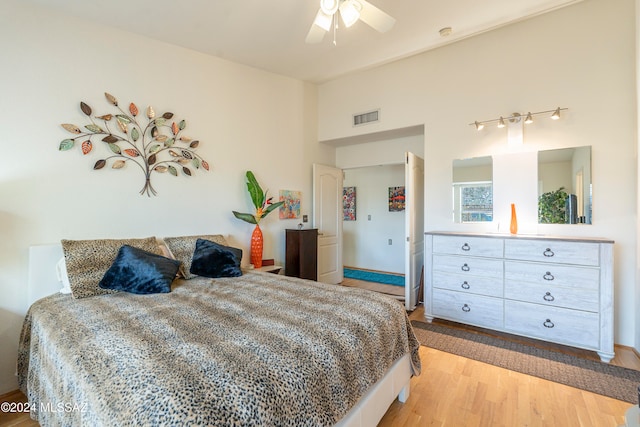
xmin=411 ymin=320 xmax=640 ymax=403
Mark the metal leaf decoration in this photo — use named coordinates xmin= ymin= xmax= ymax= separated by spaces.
xmin=59 ymin=92 xmax=210 ymax=196
xmin=62 ymin=124 xmax=82 ymax=134
xmin=81 ymin=140 xmax=92 ymax=155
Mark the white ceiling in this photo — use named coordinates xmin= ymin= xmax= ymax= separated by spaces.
xmin=23 ymin=0 xmax=582 ymax=83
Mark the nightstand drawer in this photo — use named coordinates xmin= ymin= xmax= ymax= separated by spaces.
xmin=432 ymin=289 xmax=503 ymax=330
xmin=433 ymin=254 xmax=503 ymax=278
xmin=433 ymin=235 xmax=503 ymax=258
xmin=504 ymin=239 xmax=599 ymax=266
xmin=504 ymin=300 xmax=599 ymax=349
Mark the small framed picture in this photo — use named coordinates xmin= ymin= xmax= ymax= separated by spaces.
xmin=389 ymin=186 xmax=405 ymax=211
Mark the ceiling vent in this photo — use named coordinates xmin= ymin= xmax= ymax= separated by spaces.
xmin=353 ymin=109 xmax=380 ymax=127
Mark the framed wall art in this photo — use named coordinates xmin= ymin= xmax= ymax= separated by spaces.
xmin=389 ymin=186 xmax=405 ymax=212
xmin=279 ymin=190 xmax=301 ymax=219
xmin=343 ymin=186 xmax=356 ymax=221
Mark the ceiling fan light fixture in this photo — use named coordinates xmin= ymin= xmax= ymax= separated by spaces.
xmin=320 ymin=0 xmax=340 ymax=16
xmin=339 ymin=0 xmax=361 ymax=28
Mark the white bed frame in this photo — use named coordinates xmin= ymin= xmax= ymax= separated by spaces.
xmin=27 ymin=244 xmax=412 ymax=427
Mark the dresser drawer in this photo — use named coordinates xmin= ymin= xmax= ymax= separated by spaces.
xmin=432 ymin=289 xmax=503 ymax=330
xmin=504 ymin=261 xmax=599 ymax=290
xmin=432 ymin=254 xmax=503 ymax=278
xmin=504 ymin=239 xmax=600 ymax=266
xmin=433 ymin=272 xmax=503 ymax=297
xmin=505 ymin=281 xmax=599 ymax=312
xmin=504 ymin=300 xmax=599 ymax=349
xmin=433 ymin=235 xmax=503 ymax=258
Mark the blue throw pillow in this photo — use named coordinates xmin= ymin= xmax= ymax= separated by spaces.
xmin=99 ymin=245 xmax=181 ymax=294
xmin=190 ymin=238 xmax=243 ymax=278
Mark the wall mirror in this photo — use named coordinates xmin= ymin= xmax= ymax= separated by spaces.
xmin=452 ymin=156 xmax=493 ymax=223
xmin=538 ymin=146 xmax=592 ymax=224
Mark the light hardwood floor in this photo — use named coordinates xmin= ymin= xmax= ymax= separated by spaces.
xmin=1 ymin=300 xmax=638 ymax=427
xmin=377 ymin=305 xmax=639 ymax=427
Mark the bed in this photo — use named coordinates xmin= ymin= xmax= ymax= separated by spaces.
xmin=19 ymin=238 xmax=421 ymax=426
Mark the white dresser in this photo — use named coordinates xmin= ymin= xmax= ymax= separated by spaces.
xmin=424 ymin=232 xmax=615 ymax=362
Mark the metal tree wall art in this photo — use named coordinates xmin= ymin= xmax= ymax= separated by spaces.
xmin=58 ymin=92 xmax=209 ymax=196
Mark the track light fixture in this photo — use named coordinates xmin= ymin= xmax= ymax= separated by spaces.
xmin=470 ymin=107 xmax=568 ymax=130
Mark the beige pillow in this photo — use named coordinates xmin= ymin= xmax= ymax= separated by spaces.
xmin=163 ymin=235 xmax=228 ymax=279
xmin=62 ymin=237 xmax=161 ymax=299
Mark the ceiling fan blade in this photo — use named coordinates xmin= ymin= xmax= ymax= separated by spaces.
xmin=306 ymin=23 xmax=328 ymax=43
xmin=357 ymin=0 xmax=396 ymax=33
xmin=305 ymin=8 xmax=331 ymax=43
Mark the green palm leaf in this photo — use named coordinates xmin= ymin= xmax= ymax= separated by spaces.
xmin=232 ymin=211 xmax=257 ymax=224
xmin=246 ymin=171 xmax=264 ymax=209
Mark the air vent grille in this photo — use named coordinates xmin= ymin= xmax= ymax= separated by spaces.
xmin=353 ymin=109 xmax=379 ymax=126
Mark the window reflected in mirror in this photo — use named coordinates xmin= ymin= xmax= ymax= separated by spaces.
xmin=538 ymin=146 xmax=592 ymax=224
xmin=452 ymin=156 xmax=493 ymax=223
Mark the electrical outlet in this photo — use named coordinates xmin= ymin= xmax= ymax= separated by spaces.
xmin=302 ymin=215 xmax=308 ymax=223
xmin=368 ymin=215 xmax=371 ymax=221
xmin=388 ymin=239 xmax=392 ymax=245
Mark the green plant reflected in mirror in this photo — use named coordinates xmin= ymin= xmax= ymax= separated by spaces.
xmin=538 ymin=146 xmax=592 ymax=224
xmin=452 ymin=156 xmax=493 ymax=223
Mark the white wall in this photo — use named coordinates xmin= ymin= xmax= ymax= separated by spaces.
xmin=335 ymin=134 xmax=424 ymax=169
xmin=0 ymin=0 xmax=332 ymax=394
xmin=319 ymin=0 xmax=637 ymax=347
xmin=636 ymin=0 xmax=640 ymax=357
xmin=343 ymin=165 xmax=405 ymax=273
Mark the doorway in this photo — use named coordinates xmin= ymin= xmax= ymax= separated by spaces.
xmin=316 ymin=125 xmax=425 ymax=309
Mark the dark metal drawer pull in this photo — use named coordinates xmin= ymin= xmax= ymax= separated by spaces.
xmin=461 ymin=263 xmax=470 ymax=272
xmin=543 ymin=271 xmax=554 ymax=281
xmin=543 ymin=292 xmax=555 ymax=302
xmin=462 ymin=304 xmax=471 ymax=312
xmin=543 ymin=319 xmax=555 ymax=328
xmin=461 ymin=243 xmax=471 ymax=251
xmin=543 ymin=248 xmax=555 ymax=257
xmin=461 ymin=281 xmax=470 ymax=290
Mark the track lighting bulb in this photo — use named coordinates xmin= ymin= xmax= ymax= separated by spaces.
xmin=474 ymin=121 xmax=484 ymax=131
xmin=497 ymin=117 xmax=505 ymax=128
xmin=551 ymin=107 xmax=561 ymax=120
xmin=524 ymin=112 xmax=533 ymax=124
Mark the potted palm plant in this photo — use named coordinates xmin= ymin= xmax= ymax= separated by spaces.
xmin=232 ymin=171 xmax=283 ymax=268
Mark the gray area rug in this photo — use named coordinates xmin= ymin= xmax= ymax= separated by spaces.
xmin=411 ymin=320 xmax=640 ymax=403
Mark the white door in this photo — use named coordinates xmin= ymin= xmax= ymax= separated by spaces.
xmin=313 ymin=164 xmax=343 ymax=284
xmin=405 ymin=152 xmax=425 ymax=310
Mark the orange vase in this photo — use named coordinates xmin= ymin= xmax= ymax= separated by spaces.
xmin=250 ymin=224 xmax=263 ymax=268
xmin=510 ymin=203 xmax=518 ymax=234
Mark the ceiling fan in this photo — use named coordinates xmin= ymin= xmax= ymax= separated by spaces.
xmin=305 ymin=0 xmax=396 ymax=44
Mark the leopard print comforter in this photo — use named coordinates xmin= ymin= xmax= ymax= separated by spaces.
xmin=18 ymin=271 xmax=421 ymax=426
